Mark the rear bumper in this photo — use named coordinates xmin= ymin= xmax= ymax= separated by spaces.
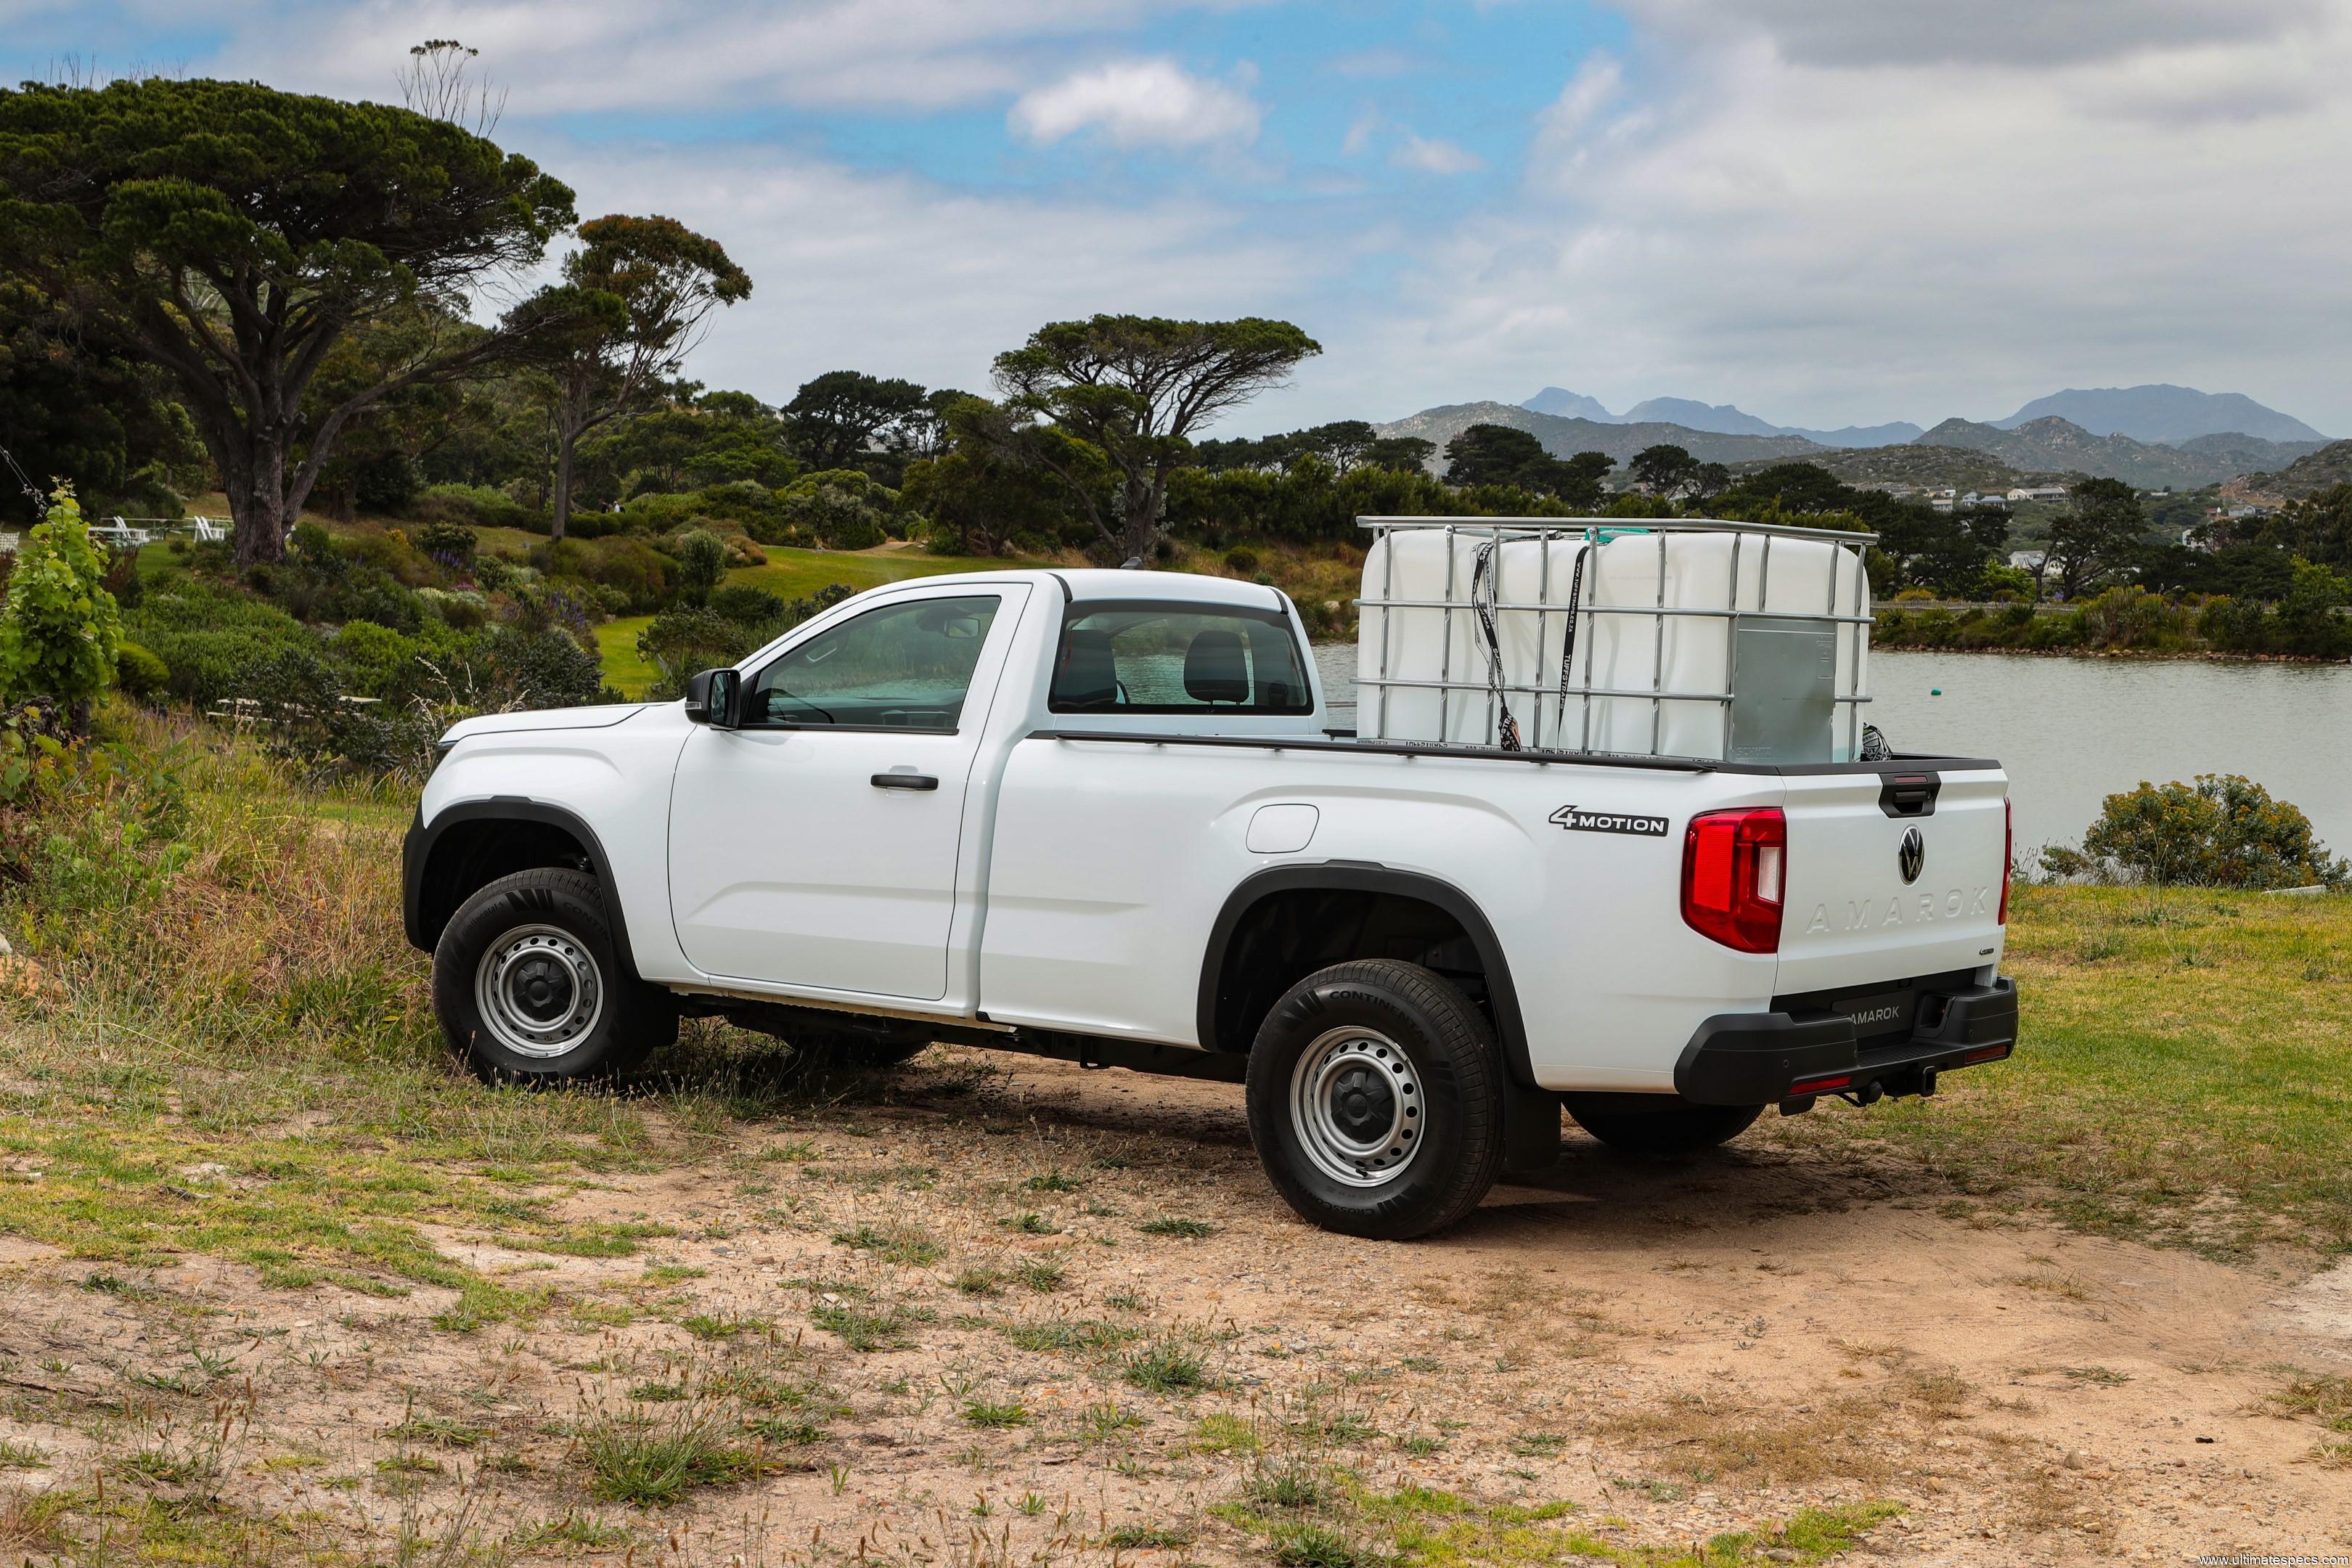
xmin=1673 ymin=976 xmax=2018 ymax=1106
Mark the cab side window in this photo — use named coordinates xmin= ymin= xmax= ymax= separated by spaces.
xmin=1048 ymin=604 xmax=1312 ymax=715
xmin=746 ymin=595 xmax=1000 ymax=731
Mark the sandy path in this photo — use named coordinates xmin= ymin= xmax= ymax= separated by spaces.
xmin=1 ymin=1050 xmax=2343 ymax=1564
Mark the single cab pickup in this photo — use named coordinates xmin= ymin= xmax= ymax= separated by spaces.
xmin=404 ymin=566 xmax=2017 ymax=1238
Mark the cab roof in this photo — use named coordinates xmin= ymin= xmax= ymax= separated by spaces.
xmin=873 ymin=568 xmax=1292 ymax=612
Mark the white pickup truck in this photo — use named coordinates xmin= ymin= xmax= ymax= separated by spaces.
xmin=404 ymin=560 xmax=2017 ymax=1238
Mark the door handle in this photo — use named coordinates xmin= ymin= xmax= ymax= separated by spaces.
xmin=871 ymin=772 xmax=939 ymax=792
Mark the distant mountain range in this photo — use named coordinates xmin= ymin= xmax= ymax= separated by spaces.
xmin=1521 ymin=387 xmax=1925 ymax=447
xmin=1516 ymin=382 xmax=2328 ymax=449
xmin=1378 ymin=402 xmax=1825 ymax=468
xmin=1993 ymin=385 xmax=2327 ymax=445
xmin=1375 ymin=382 xmax=2335 ymax=489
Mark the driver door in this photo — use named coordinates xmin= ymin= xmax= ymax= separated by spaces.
xmin=666 ymin=584 xmax=1026 ymax=1000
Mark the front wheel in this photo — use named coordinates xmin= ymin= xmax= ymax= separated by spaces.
xmin=1245 ymin=960 xmax=1504 ymax=1240
xmin=433 ymin=868 xmax=677 ymax=1084
xmin=1563 ymin=1095 xmax=1763 ymax=1155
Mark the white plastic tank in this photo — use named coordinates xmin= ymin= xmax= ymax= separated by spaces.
xmin=1357 ymin=525 xmax=1870 ymax=762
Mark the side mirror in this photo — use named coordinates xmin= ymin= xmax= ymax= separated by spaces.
xmin=683 ymin=668 xmax=742 ymax=729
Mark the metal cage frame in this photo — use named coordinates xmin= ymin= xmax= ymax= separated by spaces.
xmin=1353 ymin=515 xmax=1879 ymax=761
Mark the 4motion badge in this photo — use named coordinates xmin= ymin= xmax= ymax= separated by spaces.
xmin=1550 ymin=804 xmax=1671 ymax=838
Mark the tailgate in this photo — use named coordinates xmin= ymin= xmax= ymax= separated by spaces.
xmin=1774 ymin=763 xmax=2007 ymax=997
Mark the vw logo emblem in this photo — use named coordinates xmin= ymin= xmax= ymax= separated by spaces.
xmin=1898 ymin=827 xmax=1926 ymax=884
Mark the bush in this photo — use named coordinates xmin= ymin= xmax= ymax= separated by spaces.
xmin=743 ymin=470 xmax=897 ymax=550
xmin=113 ymin=641 xmax=170 ymax=697
xmin=709 ymin=584 xmax=786 ymax=624
xmin=1222 ymin=545 xmax=1260 ymax=573
xmin=411 ymin=483 xmax=542 ymax=534
xmin=0 ymin=489 xmax=124 ymax=729
xmin=416 ymin=521 xmax=478 ymax=565
xmin=672 ymin=528 xmax=729 ymax=607
xmin=2043 ymin=774 xmax=2348 ymax=889
xmin=123 ymin=583 xmax=319 ymax=707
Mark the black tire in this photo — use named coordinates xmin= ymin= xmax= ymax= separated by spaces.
xmin=432 ymin=867 xmax=677 ymax=1085
xmin=1563 ymin=1094 xmax=1763 ymax=1155
xmin=1245 ymin=959 xmax=1504 ymax=1241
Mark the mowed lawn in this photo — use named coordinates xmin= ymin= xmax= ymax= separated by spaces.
xmin=1765 ymin=882 xmax=2352 ymax=1257
xmin=597 ymin=544 xmax=1021 ymax=698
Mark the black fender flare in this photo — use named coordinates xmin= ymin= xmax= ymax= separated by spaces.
xmin=402 ymin=796 xmax=637 ymax=975
xmin=1194 ymin=861 xmax=1535 ymax=1087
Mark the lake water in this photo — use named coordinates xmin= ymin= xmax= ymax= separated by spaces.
xmin=1310 ymin=644 xmax=2352 ymax=858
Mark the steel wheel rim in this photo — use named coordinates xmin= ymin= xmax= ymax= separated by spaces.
xmin=474 ymin=923 xmax=604 ymax=1059
xmin=1289 ymin=1026 xmax=1426 ymax=1188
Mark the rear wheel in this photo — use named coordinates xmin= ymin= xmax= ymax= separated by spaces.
xmin=1246 ymin=960 xmax=1503 ymax=1240
xmin=433 ymin=868 xmax=677 ymax=1084
xmin=1564 ymin=1095 xmax=1763 ymax=1155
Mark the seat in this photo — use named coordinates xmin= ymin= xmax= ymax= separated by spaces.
xmin=1183 ymin=628 xmax=1251 ymax=704
xmin=1053 ymin=628 xmax=1121 ymax=709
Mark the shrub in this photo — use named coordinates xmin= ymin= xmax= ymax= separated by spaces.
xmin=637 ymin=611 xmax=759 ymax=697
xmin=123 ymin=583 xmax=317 ymax=707
xmin=416 ymin=521 xmax=478 ymax=565
xmin=0 ymin=489 xmax=123 ymax=729
xmin=412 ymin=483 xmax=541 ymax=534
xmin=709 ymin=584 xmax=786 ymax=625
xmin=748 ymin=470 xmax=896 ymax=550
xmin=2045 ymin=774 xmax=2348 ymax=889
xmin=672 ymin=528 xmax=729 ymax=608
xmin=113 ymin=641 xmax=170 ymax=697
xmin=1223 ymin=545 xmax=1260 ymax=573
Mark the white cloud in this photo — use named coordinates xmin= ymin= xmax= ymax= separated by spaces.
xmin=205 ymin=0 xmax=1270 ymax=114
xmin=555 ymin=141 xmax=1322 ymax=404
xmin=1612 ymin=0 xmax=2331 ymax=70
xmin=1389 ymin=134 xmax=1482 ymax=175
xmin=1008 ymin=57 xmax=1261 ymax=148
xmin=1327 ymin=6 xmax=2352 ymax=435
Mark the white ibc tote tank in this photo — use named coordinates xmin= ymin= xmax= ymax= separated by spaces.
xmin=1356 ymin=522 xmax=1871 ymax=764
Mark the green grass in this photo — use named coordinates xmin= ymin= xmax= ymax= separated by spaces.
xmin=960 ymin=1399 xmax=1029 ymax=1429
xmin=1139 ymin=1216 xmax=1215 ymax=1238
xmin=830 ymin=1222 xmax=944 ymax=1267
xmin=1766 ymin=883 xmax=2352 ymax=1256
xmin=579 ymin=1410 xmax=769 ymax=1507
xmin=809 ymin=1299 xmax=931 ymax=1352
xmin=1124 ymin=1339 xmax=1210 ymax=1394
xmin=1226 ymin=1479 xmax=1899 ymax=1568
xmin=0 ymin=713 xmax=812 ymax=1321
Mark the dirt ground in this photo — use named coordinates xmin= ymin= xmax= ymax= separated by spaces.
xmin=3 ymin=1047 xmax=2347 ymax=1565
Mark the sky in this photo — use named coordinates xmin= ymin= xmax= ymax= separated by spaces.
xmin=4 ymin=0 xmax=2349 ymax=437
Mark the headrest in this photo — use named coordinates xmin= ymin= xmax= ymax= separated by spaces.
xmin=1054 ymin=627 xmax=1119 ymax=709
xmin=1183 ymin=627 xmax=1250 ymax=703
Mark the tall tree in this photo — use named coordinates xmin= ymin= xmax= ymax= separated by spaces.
xmin=0 ymin=78 xmax=577 ymax=563
xmin=1442 ymin=423 xmax=1614 ymax=506
xmin=537 ymin=214 xmax=751 ymax=539
xmin=1628 ymin=444 xmax=1702 ymax=499
xmin=2045 ymin=477 xmax=2146 ymax=599
xmin=783 ymin=370 xmax=928 ymax=474
xmin=990 ymin=314 xmax=1320 ymax=564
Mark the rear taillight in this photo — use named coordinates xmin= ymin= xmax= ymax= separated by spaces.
xmin=1998 ymin=797 xmax=2012 ymax=925
xmin=1681 ymin=807 xmax=1786 ymax=953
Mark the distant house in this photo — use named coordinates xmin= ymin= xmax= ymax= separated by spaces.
xmin=2179 ymin=526 xmax=2217 ymax=552
xmin=2004 ymin=485 xmax=2069 ymax=503
xmin=2226 ymin=504 xmax=2277 ymax=520
xmin=1958 ymin=490 xmax=2010 ymax=508
xmin=2008 ymin=550 xmax=2048 ymax=573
